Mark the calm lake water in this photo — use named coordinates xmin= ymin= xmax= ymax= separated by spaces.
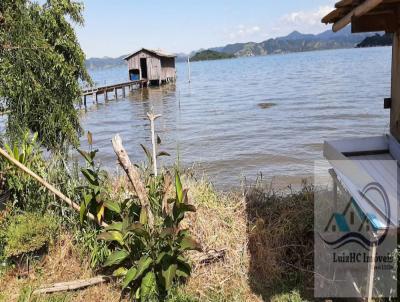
xmin=80 ymin=47 xmax=391 ymax=189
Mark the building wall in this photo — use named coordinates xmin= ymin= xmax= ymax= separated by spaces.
xmin=126 ymin=50 xmax=176 ymax=81
xmin=127 ymin=50 xmax=162 ymax=81
xmin=161 ymin=57 xmax=176 ymax=79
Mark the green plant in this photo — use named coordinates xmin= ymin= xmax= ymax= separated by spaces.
xmin=3 ymin=212 xmax=58 ymax=259
xmin=77 ymin=133 xmax=118 ymax=224
xmin=1 ymin=0 xmax=91 ymax=151
xmin=0 ymin=131 xmax=49 ymax=211
xmin=73 ymin=224 xmax=110 ymax=268
xmin=97 ymin=171 xmax=201 ymax=301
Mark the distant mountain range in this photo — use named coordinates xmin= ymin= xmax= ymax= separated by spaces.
xmin=356 ymin=33 xmax=393 ymax=48
xmin=85 ymin=54 xmax=127 ymax=70
xmin=85 ymin=27 xmax=379 ymax=69
xmin=209 ymin=27 xmax=375 ymax=57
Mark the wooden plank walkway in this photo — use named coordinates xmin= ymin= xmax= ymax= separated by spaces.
xmin=81 ymin=80 xmax=146 ymax=107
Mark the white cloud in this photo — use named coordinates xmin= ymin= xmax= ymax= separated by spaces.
xmin=229 ymin=24 xmax=261 ymax=40
xmin=224 ymin=3 xmax=336 ymax=44
xmin=280 ymin=5 xmax=332 ymax=28
xmin=268 ymin=5 xmax=333 ymax=37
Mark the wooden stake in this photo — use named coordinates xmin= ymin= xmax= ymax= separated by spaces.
xmin=187 ymin=56 xmax=191 ymax=83
xmin=112 ymin=134 xmax=154 ymax=228
xmin=146 ymin=112 xmax=162 ymax=177
xmin=0 ymin=147 xmax=107 ymax=227
xmin=367 ymin=241 xmax=377 ymax=301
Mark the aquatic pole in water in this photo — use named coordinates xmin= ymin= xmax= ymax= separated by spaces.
xmin=147 ymin=112 xmax=162 ymax=177
xmin=187 ymin=56 xmax=191 ymax=83
xmin=0 ymin=147 xmax=107 ymax=227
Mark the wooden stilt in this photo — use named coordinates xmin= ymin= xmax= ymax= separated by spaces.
xmin=114 ymin=88 xmax=117 ymax=100
xmin=83 ymin=95 xmax=87 ymax=108
xmin=104 ymin=90 xmax=108 ymax=101
xmin=95 ymin=93 xmax=98 ymax=103
xmin=122 ymin=86 xmax=126 ymax=98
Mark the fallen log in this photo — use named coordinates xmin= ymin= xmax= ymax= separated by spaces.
xmin=32 ymin=275 xmax=109 ymax=295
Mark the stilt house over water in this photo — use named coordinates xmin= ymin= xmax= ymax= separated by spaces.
xmin=321 ymin=1 xmax=400 ymax=299
xmin=124 ymin=48 xmax=176 ymax=86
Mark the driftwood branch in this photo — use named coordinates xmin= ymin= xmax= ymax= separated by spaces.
xmin=32 ymin=275 xmax=109 ymax=295
xmin=111 ymin=134 xmax=154 ymax=228
xmin=0 ymin=147 xmax=106 ymax=227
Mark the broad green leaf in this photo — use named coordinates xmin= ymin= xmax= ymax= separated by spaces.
xmin=122 ymin=266 xmax=137 ymax=289
xmin=141 ymin=271 xmax=157 ymax=299
xmin=79 ymin=201 xmax=86 ymax=224
xmin=135 ymin=287 xmax=141 ymax=300
xmin=97 ymin=204 xmax=105 ymax=222
xmin=104 ymin=250 xmax=129 ymax=267
xmin=97 ymin=231 xmax=124 ymax=245
xmin=104 ymin=200 xmax=121 ymax=214
xmin=140 ymin=144 xmax=152 ymax=164
xmin=134 ymin=255 xmax=153 ymax=281
xmin=126 ymin=223 xmax=148 ymax=238
xmin=162 ymin=263 xmax=177 ymax=290
xmin=175 ymin=172 xmax=183 ymax=203
xmin=77 ymin=149 xmax=92 ymax=164
xmin=176 ymin=257 xmax=191 ymax=278
xmin=179 ymin=235 xmax=202 ymax=251
xmin=13 ymin=145 xmax=19 ymax=161
xmin=156 ymin=252 xmax=167 ymax=264
xmin=157 ymin=151 xmax=170 ymax=157
xmin=4 ymin=144 xmax=12 ymax=157
xmin=112 ymin=267 xmax=128 ymax=277
xmin=81 ymin=169 xmax=98 ymax=185
xmin=104 ymin=222 xmax=123 ymax=232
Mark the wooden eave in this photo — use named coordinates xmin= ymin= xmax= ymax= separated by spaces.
xmin=322 ymin=0 xmax=400 ymax=33
xmin=124 ymin=48 xmax=176 ymax=61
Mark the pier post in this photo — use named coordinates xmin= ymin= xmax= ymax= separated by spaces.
xmin=83 ymin=95 xmax=87 ymax=108
xmin=104 ymin=90 xmax=108 ymax=101
xmin=114 ymin=88 xmax=117 ymax=100
xmin=95 ymin=93 xmax=98 ymax=103
xmin=122 ymin=86 xmax=126 ymax=98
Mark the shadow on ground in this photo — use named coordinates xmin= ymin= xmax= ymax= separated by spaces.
xmin=245 ymin=182 xmax=315 ymax=301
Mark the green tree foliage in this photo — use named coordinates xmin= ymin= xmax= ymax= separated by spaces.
xmin=0 ymin=0 xmax=91 ymax=151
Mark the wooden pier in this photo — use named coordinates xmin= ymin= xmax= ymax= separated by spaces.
xmin=81 ymin=80 xmax=146 ymax=107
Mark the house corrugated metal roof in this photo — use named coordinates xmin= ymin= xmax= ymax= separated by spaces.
xmin=124 ymin=48 xmax=176 ymax=60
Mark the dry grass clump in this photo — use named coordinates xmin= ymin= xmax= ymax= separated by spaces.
xmin=245 ymin=181 xmax=314 ymax=300
xmin=181 ymin=176 xmax=262 ymax=302
xmin=0 ymin=232 xmax=122 ymax=302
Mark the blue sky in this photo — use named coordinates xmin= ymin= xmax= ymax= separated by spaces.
xmin=75 ymin=0 xmax=335 ymax=58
